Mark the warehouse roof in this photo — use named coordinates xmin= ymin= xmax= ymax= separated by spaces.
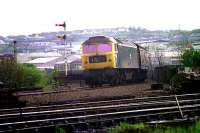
xmin=27 ymin=57 xmax=60 ymax=64
xmin=18 ymin=52 xmax=62 ymax=58
xmin=55 ymin=54 xmax=81 ymax=64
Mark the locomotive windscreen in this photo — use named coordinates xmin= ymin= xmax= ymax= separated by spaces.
xmin=89 ymin=55 xmax=107 ymax=63
xmin=83 ymin=44 xmax=112 ymax=54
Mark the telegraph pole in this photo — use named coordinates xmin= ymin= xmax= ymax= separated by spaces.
xmin=55 ymin=21 xmax=68 ymax=75
xmin=64 ymin=22 xmax=68 ymax=76
xmin=13 ymin=40 xmax=17 ymax=62
xmin=178 ymin=24 xmax=181 ymax=31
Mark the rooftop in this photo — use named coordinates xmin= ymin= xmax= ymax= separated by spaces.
xmin=27 ymin=57 xmax=60 ymax=64
xmin=18 ymin=52 xmax=62 ymax=58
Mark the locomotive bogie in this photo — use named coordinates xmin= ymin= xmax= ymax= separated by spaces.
xmin=84 ymin=68 xmax=147 ymax=87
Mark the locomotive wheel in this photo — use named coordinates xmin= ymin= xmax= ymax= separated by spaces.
xmin=110 ymin=77 xmax=117 ymax=86
xmin=119 ymin=72 xmax=126 ymax=84
xmin=109 ymin=72 xmax=120 ymax=86
xmin=87 ymin=78 xmax=95 ymax=88
xmin=96 ymin=77 xmax=102 ymax=87
xmin=132 ymin=72 xmax=137 ymax=82
xmin=114 ymin=73 xmax=120 ymax=85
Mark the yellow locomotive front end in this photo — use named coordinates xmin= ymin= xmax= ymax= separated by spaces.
xmin=81 ymin=37 xmax=117 ymax=70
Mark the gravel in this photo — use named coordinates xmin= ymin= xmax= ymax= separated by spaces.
xmin=18 ymin=82 xmax=166 ymax=106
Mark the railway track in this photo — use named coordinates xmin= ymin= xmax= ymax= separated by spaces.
xmin=1 ymin=93 xmax=198 ymax=115
xmin=14 ymin=82 xmax=150 ymax=96
xmin=14 ymin=86 xmax=87 ymax=96
xmin=0 ymin=93 xmax=199 ymax=132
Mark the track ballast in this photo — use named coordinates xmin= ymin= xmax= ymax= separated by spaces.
xmin=0 ymin=93 xmax=199 ymax=132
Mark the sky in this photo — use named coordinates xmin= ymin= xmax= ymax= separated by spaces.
xmin=0 ymin=0 xmax=200 ymax=36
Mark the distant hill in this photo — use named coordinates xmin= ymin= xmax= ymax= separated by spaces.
xmin=1 ymin=27 xmax=200 ymax=44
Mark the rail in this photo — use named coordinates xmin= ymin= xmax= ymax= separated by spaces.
xmin=2 ymin=93 xmax=200 ymax=114
xmin=0 ymin=93 xmax=199 ymax=132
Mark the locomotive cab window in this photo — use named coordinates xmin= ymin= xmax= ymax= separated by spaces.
xmin=89 ymin=55 xmax=107 ymax=63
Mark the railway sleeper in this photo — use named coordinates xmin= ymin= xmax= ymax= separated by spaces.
xmin=0 ymin=95 xmax=199 ymax=117
xmin=0 ymin=105 xmax=198 ymax=128
xmin=0 ymin=97 xmax=200 ymax=132
xmin=102 ymin=120 xmax=115 ymax=128
xmin=183 ymin=109 xmax=200 ymax=118
xmin=73 ymin=122 xmax=88 ymax=131
xmin=0 ymin=113 xmax=197 ymax=132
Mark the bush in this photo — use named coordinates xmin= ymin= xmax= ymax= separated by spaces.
xmin=108 ymin=123 xmax=145 ymax=133
xmin=19 ymin=64 xmax=48 ymax=89
xmin=181 ymin=49 xmax=200 ymax=67
xmin=0 ymin=59 xmax=48 ymax=90
xmin=170 ymin=73 xmax=189 ymax=93
xmin=55 ymin=125 xmax=66 ymax=133
xmin=44 ymin=70 xmax=60 ymax=90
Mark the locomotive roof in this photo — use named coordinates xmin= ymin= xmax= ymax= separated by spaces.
xmin=82 ymin=36 xmax=137 ymax=48
xmin=82 ymin=36 xmax=117 ymax=45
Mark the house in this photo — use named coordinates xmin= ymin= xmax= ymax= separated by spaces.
xmin=0 ymin=54 xmax=14 ymax=61
xmin=0 ymin=40 xmax=5 ymax=44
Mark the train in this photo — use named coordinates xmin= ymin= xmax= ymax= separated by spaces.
xmin=81 ymin=36 xmax=150 ymax=87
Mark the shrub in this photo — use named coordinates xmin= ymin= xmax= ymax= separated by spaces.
xmin=181 ymin=49 xmax=200 ymax=67
xmin=170 ymin=73 xmax=189 ymax=93
xmin=55 ymin=125 xmax=66 ymax=133
xmin=108 ymin=123 xmax=145 ymax=133
xmin=19 ymin=64 xmax=48 ymax=89
xmin=0 ymin=59 xmax=48 ymax=90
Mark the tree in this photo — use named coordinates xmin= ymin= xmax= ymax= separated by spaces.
xmin=0 ymin=59 xmax=48 ymax=90
xmin=19 ymin=64 xmax=48 ymax=89
xmin=181 ymin=49 xmax=200 ymax=68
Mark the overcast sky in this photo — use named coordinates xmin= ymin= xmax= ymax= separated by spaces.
xmin=0 ymin=0 xmax=199 ymax=36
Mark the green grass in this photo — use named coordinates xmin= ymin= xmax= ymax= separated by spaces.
xmin=108 ymin=120 xmax=200 ymax=133
xmin=107 ymin=123 xmax=145 ymax=133
xmin=55 ymin=125 xmax=66 ymax=133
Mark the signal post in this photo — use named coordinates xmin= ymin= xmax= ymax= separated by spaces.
xmin=55 ymin=22 xmax=68 ymax=75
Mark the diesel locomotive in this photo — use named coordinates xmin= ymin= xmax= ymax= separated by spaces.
xmin=81 ymin=36 xmax=149 ymax=87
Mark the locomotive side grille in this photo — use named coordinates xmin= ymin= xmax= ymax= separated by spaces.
xmin=89 ymin=55 xmax=107 ymax=63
